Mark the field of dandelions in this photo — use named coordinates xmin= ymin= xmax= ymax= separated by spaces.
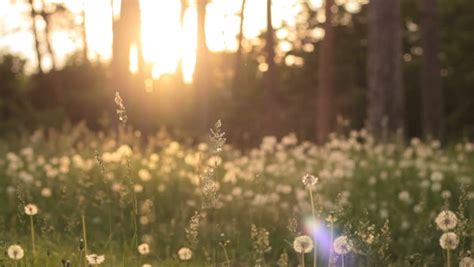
xmin=0 ymin=94 xmax=473 ymax=267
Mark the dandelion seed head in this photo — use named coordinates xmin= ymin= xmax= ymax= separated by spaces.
xmin=24 ymin=203 xmax=38 ymax=216
xmin=439 ymin=232 xmax=459 ymax=250
xmin=293 ymin=235 xmax=314 ymax=254
xmin=138 ymin=243 xmax=150 ymax=255
xmin=138 ymin=169 xmax=152 ymax=182
xmin=435 ymin=210 xmax=458 ymax=231
xmin=302 ymin=174 xmax=319 ymax=187
xmin=333 ymin=235 xmax=352 ymax=255
xmin=459 ymin=256 xmax=473 ymax=267
xmin=41 ymin=187 xmax=52 ymax=198
xmin=7 ymin=245 xmax=24 ymax=260
xmin=177 ymin=247 xmax=192 ymax=261
xmin=86 ymin=254 xmax=105 ymax=265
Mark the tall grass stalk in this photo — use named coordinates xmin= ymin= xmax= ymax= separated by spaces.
xmin=220 ymin=242 xmax=231 ymax=266
xmin=126 ymin=155 xmax=139 ymax=267
xmin=81 ymin=214 xmax=89 ymax=265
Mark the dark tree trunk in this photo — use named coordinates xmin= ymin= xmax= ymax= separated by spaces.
xmin=81 ymin=0 xmax=89 ymax=64
xmin=420 ymin=0 xmax=444 ymax=140
xmin=42 ymin=13 xmax=56 ymax=71
xmin=28 ymin=0 xmax=43 ymax=74
xmin=367 ymin=0 xmax=404 ymax=140
xmin=232 ymin=0 xmax=247 ymax=92
xmin=112 ymin=0 xmax=143 ymax=95
xmin=316 ymin=0 xmax=335 ymax=144
xmin=264 ymin=0 xmax=280 ymax=135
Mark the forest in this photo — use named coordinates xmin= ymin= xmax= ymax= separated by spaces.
xmin=0 ymin=0 xmax=473 ymax=266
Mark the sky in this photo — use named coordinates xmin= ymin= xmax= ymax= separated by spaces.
xmin=0 ymin=0 xmax=364 ymax=81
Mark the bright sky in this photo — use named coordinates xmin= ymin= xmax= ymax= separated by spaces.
xmin=0 ymin=0 xmax=364 ymax=81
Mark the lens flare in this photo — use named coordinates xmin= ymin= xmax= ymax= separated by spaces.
xmin=303 ymin=216 xmax=331 ymax=260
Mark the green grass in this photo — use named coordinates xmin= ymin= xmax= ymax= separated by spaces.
xmin=0 ymin=124 xmax=472 ymax=266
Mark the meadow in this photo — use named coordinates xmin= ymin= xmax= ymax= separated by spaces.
xmin=0 ymin=98 xmax=473 ymax=266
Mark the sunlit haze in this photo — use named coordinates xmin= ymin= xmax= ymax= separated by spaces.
xmin=0 ymin=0 xmax=335 ymax=81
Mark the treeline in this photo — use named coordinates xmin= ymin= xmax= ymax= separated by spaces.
xmin=0 ymin=0 xmax=473 ymax=145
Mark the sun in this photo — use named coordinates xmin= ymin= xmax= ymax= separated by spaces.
xmin=83 ymin=0 xmax=303 ymax=82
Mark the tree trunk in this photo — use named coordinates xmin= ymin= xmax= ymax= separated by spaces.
xmin=194 ymin=0 xmax=211 ymax=133
xmin=28 ymin=0 xmax=43 ymax=74
xmin=112 ymin=0 xmax=143 ymax=95
xmin=420 ymin=0 xmax=444 ymax=140
xmin=81 ymin=0 xmax=89 ymax=64
xmin=264 ymin=0 xmax=280 ymax=135
xmin=316 ymin=0 xmax=335 ymax=144
xmin=367 ymin=0 xmax=404 ymax=140
xmin=175 ymin=0 xmax=187 ymax=84
xmin=42 ymin=13 xmax=56 ymax=71
xmin=232 ymin=0 xmax=247 ymax=92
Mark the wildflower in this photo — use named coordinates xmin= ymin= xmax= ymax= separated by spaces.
xmin=435 ymin=210 xmax=458 ymax=231
xmin=114 ymin=92 xmax=128 ymax=125
xmin=178 ymin=247 xmax=192 ymax=261
xmin=326 ymin=212 xmax=337 ymax=223
xmin=293 ymin=235 xmax=314 ymax=254
xmin=333 ymin=236 xmax=352 ymax=255
xmin=459 ymin=256 xmax=473 ymax=267
xmin=41 ymin=188 xmax=52 ymax=198
xmin=86 ymin=254 xmax=105 ymax=265
xmin=276 ymin=250 xmax=289 ymax=267
xmin=398 ymin=191 xmax=411 ymax=203
xmin=7 ymin=245 xmax=24 ymax=260
xmin=302 ymin=174 xmax=319 ymax=187
xmin=142 ymin=264 xmax=152 ymax=267
xmin=138 ymin=243 xmax=150 ymax=255
xmin=24 ymin=203 xmax=38 ymax=216
xmin=138 ymin=169 xmax=152 ymax=182
xmin=185 ymin=212 xmax=200 ymax=247
xmin=439 ymin=232 xmax=459 ymax=250
xmin=251 ymin=224 xmax=272 ymax=256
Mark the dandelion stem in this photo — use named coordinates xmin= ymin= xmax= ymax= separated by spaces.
xmin=446 ymin=249 xmax=451 ymax=267
xmin=342 ymin=255 xmax=345 ymax=267
xmin=29 ymin=215 xmax=36 ymax=257
xmin=126 ymin=155 xmax=139 ymax=267
xmin=81 ymin=214 xmax=89 ymax=264
xmin=301 ymin=253 xmax=305 ymax=267
xmin=308 ymin=187 xmax=317 ymax=267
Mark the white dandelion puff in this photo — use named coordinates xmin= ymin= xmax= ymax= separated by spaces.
xmin=138 ymin=243 xmax=150 ymax=255
xmin=86 ymin=254 xmax=105 ymax=265
xmin=7 ymin=245 xmax=24 ymax=260
xmin=302 ymin=174 xmax=319 ymax=187
xmin=178 ymin=247 xmax=193 ymax=261
xmin=435 ymin=210 xmax=458 ymax=231
xmin=293 ymin=235 xmax=314 ymax=254
xmin=24 ymin=203 xmax=38 ymax=216
xmin=333 ymin=236 xmax=352 ymax=255
xmin=459 ymin=256 xmax=474 ymax=267
xmin=439 ymin=232 xmax=459 ymax=250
